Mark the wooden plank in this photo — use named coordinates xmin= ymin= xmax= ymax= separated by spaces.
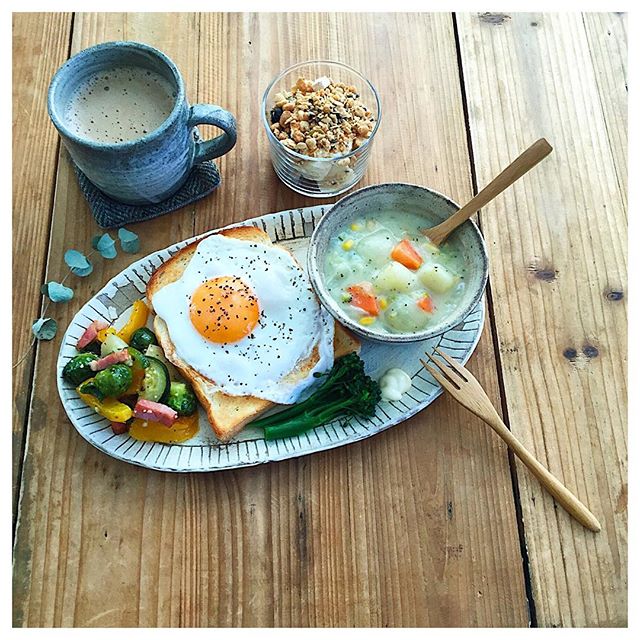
xmin=12 ymin=12 xmax=202 ymax=628
xmin=14 ymin=13 xmax=529 ymax=626
xmin=582 ymin=12 xmax=627 ymax=208
xmin=12 ymin=12 xmax=73 ymax=514
xmin=456 ymin=11 xmax=627 ymax=627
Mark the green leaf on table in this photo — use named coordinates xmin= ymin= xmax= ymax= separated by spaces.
xmin=64 ymin=249 xmax=93 ymax=276
xmin=41 ymin=281 xmax=74 ymax=302
xmin=118 ymin=227 xmax=140 ymax=253
xmin=32 ymin=317 xmax=58 ymax=341
xmin=96 ymin=233 xmax=117 ymax=259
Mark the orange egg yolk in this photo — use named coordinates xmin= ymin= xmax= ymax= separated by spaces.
xmin=189 ymin=276 xmax=259 ymax=343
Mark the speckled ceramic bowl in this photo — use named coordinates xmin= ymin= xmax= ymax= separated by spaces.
xmin=307 ymin=183 xmax=489 ymax=343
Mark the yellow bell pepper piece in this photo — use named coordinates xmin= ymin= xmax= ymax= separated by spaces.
xmin=96 ymin=326 xmax=116 ymax=343
xmin=129 ymin=413 xmax=199 ymax=444
xmin=116 ymin=300 xmax=149 ymax=344
xmin=76 ymin=387 xmax=133 ymax=423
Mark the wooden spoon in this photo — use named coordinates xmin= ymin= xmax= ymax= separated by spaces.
xmin=424 ymin=138 xmax=553 ymax=246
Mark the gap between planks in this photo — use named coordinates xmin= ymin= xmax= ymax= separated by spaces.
xmin=451 ymin=10 xmax=537 ymax=627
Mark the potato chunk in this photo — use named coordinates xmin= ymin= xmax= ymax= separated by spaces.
xmin=373 ymin=262 xmax=418 ymax=293
xmin=417 ymin=263 xmax=458 ymax=293
xmin=325 ymin=254 xmax=366 ymax=288
xmin=356 ymin=229 xmax=397 ymax=268
xmin=385 ymin=297 xmax=430 ymax=332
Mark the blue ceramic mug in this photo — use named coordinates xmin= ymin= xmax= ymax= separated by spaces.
xmin=48 ymin=41 xmax=237 ymax=205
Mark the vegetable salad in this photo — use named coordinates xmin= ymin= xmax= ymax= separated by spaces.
xmin=62 ymin=300 xmax=199 ymax=443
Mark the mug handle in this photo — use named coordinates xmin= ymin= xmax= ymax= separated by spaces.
xmin=187 ymin=104 xmax=237 ymax=164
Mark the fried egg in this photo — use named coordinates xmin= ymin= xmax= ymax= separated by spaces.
xmin=152 ymin=233 xmax=334 ymax=404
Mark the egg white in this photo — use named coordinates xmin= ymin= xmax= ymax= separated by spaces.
xmin=152 ymin=234 xmax=334 ymax=404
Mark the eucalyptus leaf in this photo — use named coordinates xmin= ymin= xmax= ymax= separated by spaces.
xmin=118 ymin=227 xmax=140 ymax=253
xmin=32 ymin=317 xmax=58 ymax=341
xmin=64 ymin=249 xmax=93 ymax=276
xmin=42 ymin=281 xmax=74 ymax=302
xmin=96 ymin=233 xmax=117 ymax=259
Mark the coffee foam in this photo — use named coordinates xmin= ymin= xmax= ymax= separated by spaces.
xmin=63 ymin=65 xmax=177 ymax=143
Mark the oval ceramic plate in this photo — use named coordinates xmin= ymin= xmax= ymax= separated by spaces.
xmin=57 ymin=205 xmax=485 ymax=472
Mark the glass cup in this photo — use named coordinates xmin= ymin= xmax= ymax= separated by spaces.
xmin=261 ymin=60 xmax=381 ymax=198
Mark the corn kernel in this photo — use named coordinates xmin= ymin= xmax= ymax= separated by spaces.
xmin=350 ymin=222 xmax=363 ymax=232
xmin=359 ymin=316 xmax=376 ymax=326
xmin=342 ymin=239 xmax=354 ymax=250
xmin=378 ymin=297 xmax=388 ymax=310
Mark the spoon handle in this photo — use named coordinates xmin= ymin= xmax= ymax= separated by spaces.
xmin=426 ymin=138 xmax=553 ymax=246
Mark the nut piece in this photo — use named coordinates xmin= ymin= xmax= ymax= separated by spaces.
xmin=268 ymin=75 xmax=377 ymax=159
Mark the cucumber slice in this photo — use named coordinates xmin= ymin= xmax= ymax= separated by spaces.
xmin=139 ymin=356 xmax=170 ymax=403
xmin=145 ymin=344 xmax=182 ymax=381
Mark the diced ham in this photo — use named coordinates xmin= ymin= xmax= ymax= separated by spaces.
xmin=111 ymin=422 xmax=129 ymax=435
xmin=89 ymin=348 xmax=131 ymax=371
xmin=77 ymin=319 xmax=109 ymax=349
xmin=133 ymin=398 xmax=178 ymax=427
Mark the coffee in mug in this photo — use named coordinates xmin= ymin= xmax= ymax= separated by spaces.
xmin=48 ymin=41 xmax=237 ymax=205
xmin=63 ymin=66 xmax=177 ymax=144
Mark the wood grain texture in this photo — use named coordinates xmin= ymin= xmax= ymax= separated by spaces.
xmin=12 ymin=12 xmax=73 ymax=514
xmin=13 ymin=12 xmax=531 ymax=627
xmin=456 ymin=11 xmax=627 ymax=627
xmin=12 ymin=12 xmax=202 ymax=627
xmin=582 ymin=12 xmax=627 ymax=208
xmin=193 ymin=14 xmax=528 ymax=625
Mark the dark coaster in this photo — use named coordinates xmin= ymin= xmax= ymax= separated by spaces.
xmin=74 ymin=160 xmax=221 ymax=229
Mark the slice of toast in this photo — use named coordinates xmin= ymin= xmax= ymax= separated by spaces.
xmin=146 ymin=226 xmax=360 ymax=442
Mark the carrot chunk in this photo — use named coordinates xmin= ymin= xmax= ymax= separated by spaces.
xmin=391 ymin=239 xmax=423 ymax=270
xmin=347 ymin=283 xmax=380 ymax=316
xmin=417 ymin=295 xmax=435 ymax=313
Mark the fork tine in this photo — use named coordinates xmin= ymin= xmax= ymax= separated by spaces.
xmin=419 ymin=358 xmax=461 ymax=394
xmin=424 ymin=351 xmax=459 ymax=381
xmin=434 ymin=347 xmax=469 ymax=381
xmin=425 ymin=351 xmax=451 ymax=380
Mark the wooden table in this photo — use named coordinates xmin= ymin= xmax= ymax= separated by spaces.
xmin=12 ymin=12 xmax=627 ymax=627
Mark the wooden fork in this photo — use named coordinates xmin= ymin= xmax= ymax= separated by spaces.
xmin=421 ymin=348 xmax=601 ymax=532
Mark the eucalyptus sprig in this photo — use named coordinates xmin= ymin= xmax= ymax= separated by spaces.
xmin=13 ymin=228 xmax=141 ymax=368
